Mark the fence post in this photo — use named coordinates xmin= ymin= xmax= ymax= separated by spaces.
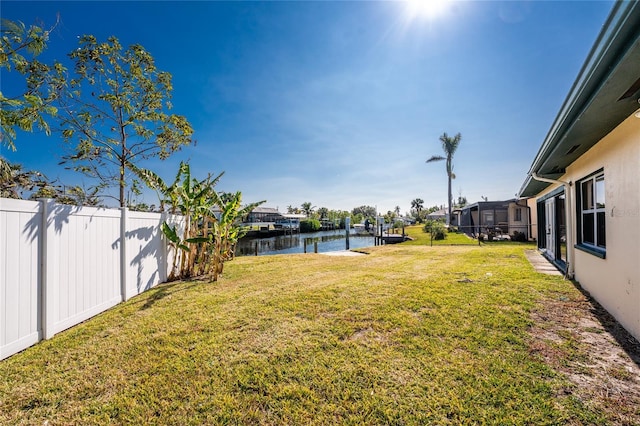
xmin=40 ymin=198 xmax=57 ymax=340
xmin=120 ymin=207 xmax=128 ymax=302
xmin=160 ymin=212 xmax=168 ymax=283
xmin=345 ymin=217 xmax=350 ymax=250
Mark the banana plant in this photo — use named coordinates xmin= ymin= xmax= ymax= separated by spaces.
xmin=208 ymin=190 xmax=264 ymax=281
xmin=133 ymin=161 xmax=261 ymax=282
xmin=132 ymin=162 xmax=219 ymax=279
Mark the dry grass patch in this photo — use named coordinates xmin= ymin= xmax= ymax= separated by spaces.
xmin=529 ymin=288 xmax=640 ymax=425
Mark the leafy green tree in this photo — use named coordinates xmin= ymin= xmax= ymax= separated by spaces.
xmin=384 ymin=210 xmax=397 ymax=223
xmin=38 ymin=184 xmax=101 ymax=206
xmin=426 ymin=205 xmax=441 ymax=215
xmin=456 ymin=195 xmax=467 ymax=208
xmin=317 ymin=207 xmax=329 ymax=219
xmin=286 ymin=205 xmax=298 ymax=214
xmin=351 ymin=205 xmax=377 ymax=219
xmin=0 ymin=157 xmax=101 ymax=206
xmin=128 ymin=202 xmax=157 ymax=212
xmin=0 ymin=18 xmax=62 ymax=151
xmin=423 ymin=220 xmax=447 ymax=240
xmin=57 ymin=35 xmax=193 ymax=207
xmin=0 ymin=161 xmax=42 ymax=198
xmin=300 ymin=218 xmax=321 ymax=233
xmin=318 ymin=209 xmax=350 ymax=228
xmin=426 ymin=132 xmax=462 ymax=226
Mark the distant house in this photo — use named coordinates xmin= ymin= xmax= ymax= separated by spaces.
xmin=517 ymin=2 xmax=640 ymax=340
xmin=459 ymin=200 xmax=530 ymax=238
xmin=244 ymin=206 xmax=282 ymax=223
xmin=401 ymin=216 xmax=417 ymax=225
xmin=426 ymin=208 xmax=461 ymax=227
xmin=426 ymin=208 xmax=447 ymax=222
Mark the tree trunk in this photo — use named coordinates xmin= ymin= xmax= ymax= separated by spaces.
xmin=446 ymin=156 xmax=452 ymax=227
xmin=118 ymin=106 xmax=127 ymax=208
xmin=447 ymin=176 xmax=452 ymax=226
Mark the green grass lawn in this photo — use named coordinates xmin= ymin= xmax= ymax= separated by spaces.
xmin=402 ymin=224 xmax=479 ymax=246
xmin=0 ymin=243 xmax=606 ymax=424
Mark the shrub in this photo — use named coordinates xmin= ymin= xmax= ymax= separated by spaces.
xmin=431 ymin=222 xmax=447 ymax=240
xmin=423 ymin=219 xmax=444 ymax=231
xmin=423 ymin=220 xmax=447 ymax=240
xmin=511 ymin=231 xmax=528 ymax=242
xmin=300 ymin=218 xmax=321 ymax=233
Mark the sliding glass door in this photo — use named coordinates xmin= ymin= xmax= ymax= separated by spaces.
xmin=538 ymin=189 xmax=567 ymax=269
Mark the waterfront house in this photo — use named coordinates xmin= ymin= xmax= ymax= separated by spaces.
xmin=244 ymin=206 xmax=282 ymax=223
xmin=517 ymin=2 xmax=640 ymax=340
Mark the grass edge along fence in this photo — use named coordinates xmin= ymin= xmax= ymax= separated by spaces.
xmin=0 ymin=197 xmax=182 ymax=360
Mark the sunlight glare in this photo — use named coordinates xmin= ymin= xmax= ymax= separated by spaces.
xmin=405 ymin=0 xmax=451 ymax=20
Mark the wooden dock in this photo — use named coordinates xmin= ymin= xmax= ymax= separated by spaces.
xmin=378 ymin=233 xmax=413 ymax=244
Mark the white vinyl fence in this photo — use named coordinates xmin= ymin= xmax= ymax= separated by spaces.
xmin=1 ymin=198 xmax=182 ymax=360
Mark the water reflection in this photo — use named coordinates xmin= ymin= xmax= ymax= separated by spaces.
xmin=236 ymin=230 xmax=375 ymax=256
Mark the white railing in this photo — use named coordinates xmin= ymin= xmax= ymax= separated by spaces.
xmin=0 ymin=198 xmax=182 ymax=360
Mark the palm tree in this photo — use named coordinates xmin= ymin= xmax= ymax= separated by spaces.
xmin=300 ymin=202 xmax=315 ymax=218
xmin=317 ymin=207 xmax=329 ymax=219
xmin=411 ymin=198 xmax=424 ymax=222
xmin=426 ymin=132 xmax=462 ymax=226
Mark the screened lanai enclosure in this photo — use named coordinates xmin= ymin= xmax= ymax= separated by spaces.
xmin=459 ymin=200 xmax=530 ymax=240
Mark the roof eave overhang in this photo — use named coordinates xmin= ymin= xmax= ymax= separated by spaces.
xmin=518 ymin=1 xmax=640 ymax=199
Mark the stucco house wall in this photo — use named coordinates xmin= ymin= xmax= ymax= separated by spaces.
xmin=526 ymin=198 xmax=538 ymax=241
xmin=507 ymin=202 xmax=529 ymax=238
xmin=565 ymin=114 xmax=640 ymax=339
xmin=527 ymin=113 xmax=640 ymax=339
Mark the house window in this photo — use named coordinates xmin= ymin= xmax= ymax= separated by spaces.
xmin=514 ymin=208 xmax=522 ymax=222
xmin=577 ymin=170 xmax=606 ymax=257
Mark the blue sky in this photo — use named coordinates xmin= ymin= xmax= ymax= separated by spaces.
xmin=2 ymin=0 xmax=614 ymax=214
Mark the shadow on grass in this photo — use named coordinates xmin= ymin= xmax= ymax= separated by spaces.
xmin=138 ymin=278 xmax=205 ymax=311
xmin=571 ymin=280 xmax=640 ymax=368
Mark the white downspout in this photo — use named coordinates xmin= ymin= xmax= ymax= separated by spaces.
xmin=531 ymin=173 xmax=575 ymax=279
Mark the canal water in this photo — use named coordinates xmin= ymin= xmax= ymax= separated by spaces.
xmin=236 ymin=229 xmax=375 ymax=256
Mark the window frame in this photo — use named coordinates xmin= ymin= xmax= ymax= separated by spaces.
xmin=575 ymin=169 xmax=606 ymax=258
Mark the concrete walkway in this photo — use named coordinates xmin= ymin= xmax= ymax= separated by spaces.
xmin=525 ymin=250 xmax=563 ymax=276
